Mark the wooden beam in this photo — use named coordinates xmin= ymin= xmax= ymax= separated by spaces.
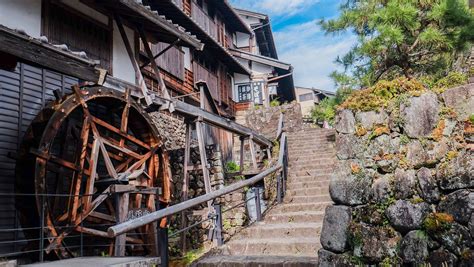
xmin=152 ymin=97 xmax=272 ymax=148
xmin=114 ymin=192 xmax=130 ymax=256
xmin=195 ymin=120 xmax=213 ymax=210
xmin=0 ymin=26 xmax=102 ymax=82
xmin=249 ymin=136 xmax=258 ymax=169
xmin=114 ymin=14 xmax=151 ymax=105
xmin=115 ymin=0 xmax=203 ymax=50
xmin=138 ymin=26 xmax=171 ymax=100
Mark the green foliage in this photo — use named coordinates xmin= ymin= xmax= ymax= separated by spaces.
xmin=322 ymin=0 xmax=474 ymax=86
xmin=423 ymin=212 xmax=454 ymax=233
xmin=470 ymin=114 xmax=474 ymax=124
xmin=182 ymin=249 xmax=205 ymax=265
xmin=270 ymin=98 xmax=281 ymax=107
xmin=225 ymin=161 xmax=240 ymax=173
xmin=310 ymin=97 xmax=337 ymax=124
xmin=310 ymin=87 xmax=354 ymax=124
xmin=430 ymin=71 xmax=468 ymax=93
xmin=339 ymin=77 xmax=425 ymax=111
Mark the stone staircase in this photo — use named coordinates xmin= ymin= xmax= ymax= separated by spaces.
xmin=195 ymin=128 xmax=336 ymax=266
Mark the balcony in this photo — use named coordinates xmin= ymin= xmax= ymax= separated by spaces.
xmin=191 ymin=1 xmax=217 ymax=39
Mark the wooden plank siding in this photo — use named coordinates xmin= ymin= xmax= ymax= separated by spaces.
xmin=141 ymin=42 xmax=185 ymax=81
xmin=0 ymin=62 xmax=79 ymax=254
xmin=191 ymin=1 xmax=217 ymax=39
xmin=193 ymin=61 xmax=218 ymax=101
xmin=183 ymin=0 xmax=192 ymax=15
xmin=42 ymin=1 xmax=112 ymax=72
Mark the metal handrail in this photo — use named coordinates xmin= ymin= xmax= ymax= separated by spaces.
xmin=107 ymin=132 xmax=288 ymax=237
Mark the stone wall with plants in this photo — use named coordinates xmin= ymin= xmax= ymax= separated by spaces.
xmin=167 ymin=145 xmax=248 ymax=261
xmin=318 ymin=79 xmax=473 ymax=266
xmin=236 ymin=101 xmax=304 ymax=139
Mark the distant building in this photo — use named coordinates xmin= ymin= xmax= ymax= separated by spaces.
xmin=295 ymin=87 xmax=336 ymax=117
xmin=231 ymin=8 xmax=295 ymax=110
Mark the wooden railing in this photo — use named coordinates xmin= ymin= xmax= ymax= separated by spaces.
xmin=107 ymin=113 xmax=288 ymax=267
xmin=191 ymin=1 xmax=217 ymax=39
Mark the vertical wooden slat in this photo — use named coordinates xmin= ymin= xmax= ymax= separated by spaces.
xmin=114 ymin=192 xmax=129 ymax=256
xmin=249 ymin=136 xmax=258 ymax=170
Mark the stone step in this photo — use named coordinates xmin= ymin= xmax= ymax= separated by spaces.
xmin=237 ymin=222 xmax=322 ymax=239
xmin=194 ymin=255 xmax=319 ymax=267
xmin=288 ymin=155 xmax=336 ymax=162
xmin=288 ymin=164 xmax=335 ymax=172
xmin=286 ymin=180 xmax=331 ymax=189
xmin=286 ymin=186 xmax=329 ymax=197
xmin=271 ymin=202 xmax=332 ymax=213
xmin=287 ymin=177 xmax=331 ymax=184
xmin=224 ymin=237 xmax=321 ymax=256
xmin=284 ymin=194 xmax=332 ymax=204
xmin=292 ymin=169 xmax=334 ymax=177
xmin=289 ymin=157 xmax=336 ymax=164
xmin=266 ymin=210 xmax=325 ymax=223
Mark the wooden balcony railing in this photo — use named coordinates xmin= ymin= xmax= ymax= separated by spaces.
xmin=191 ymin=1 xmax=217 ymax=39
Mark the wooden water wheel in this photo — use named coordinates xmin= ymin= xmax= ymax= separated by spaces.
xmin=16 ymin=86 xmax=170 ymax=259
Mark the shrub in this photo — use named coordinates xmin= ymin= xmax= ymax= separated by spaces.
xmin=431 ymin=71 xmax=468 ymax=93
xmin=339 ymin=77 xmax=426 ymax=112
xmin=225 ymin=161 xmax=240 ymax=173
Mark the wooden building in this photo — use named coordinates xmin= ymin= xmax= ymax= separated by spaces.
xmin=0 ymin=0 xmax=204 ymax=256
xmin=231 ymin=8 xmax=296 ymax=110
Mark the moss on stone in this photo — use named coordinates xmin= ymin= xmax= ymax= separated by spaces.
xmin=432 ymin=119 xmax=446 ymax=142
xmin=446 ymin=150 xmax=458 ymax=161
xmin=423 ymin=212 xmax=454 ymax=233
xmin=355 ymin=123 xmax=368 ymax=136
xmin=339 ymin=77 xmax=426 ymax=112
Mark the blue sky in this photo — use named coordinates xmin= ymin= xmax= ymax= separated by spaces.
xmin=230 ymin=0 xmax=356 ymax=91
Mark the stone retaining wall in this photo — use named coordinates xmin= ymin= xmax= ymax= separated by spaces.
xmin=318 ymin=84 xmax=474 ymax=266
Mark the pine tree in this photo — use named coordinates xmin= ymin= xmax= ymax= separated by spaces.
xmin=323 ymin=0 xmax=474 ymax=87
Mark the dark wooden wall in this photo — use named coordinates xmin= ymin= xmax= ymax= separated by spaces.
xmin=0 ymin=62 xmax=78 ymax=253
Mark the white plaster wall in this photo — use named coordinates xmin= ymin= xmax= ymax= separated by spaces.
xmin=0 ymin=0 xmax=42 ymax=38
xmin=113 ymin=21 xmax=136 ymax=84
xmin=240 ymin=16 xmax=261 ymax=26
xmin=252 ymin=62 xmax=273 ymax=75
xmin=236 ymin=32 xmax=250 ymax=48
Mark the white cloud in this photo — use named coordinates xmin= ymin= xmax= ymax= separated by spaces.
xmin=231 ymin=0 xmax=320 ymax=17
xmin=258 ymin=0 xmax=320 ymax=16
xmin=274 ymin=22 xmax=356 ymax=90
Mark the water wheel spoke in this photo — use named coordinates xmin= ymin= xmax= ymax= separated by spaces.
xmin=19 ymin=86 xmax=163 ymax=258
xmin=69 ymin=116 xmax=91 ymax=221
xmin=91 ymin=116 xmax=151 ymax=150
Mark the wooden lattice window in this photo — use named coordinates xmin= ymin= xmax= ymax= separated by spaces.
xmin=42 ymin=2 xmax=112 ymax=72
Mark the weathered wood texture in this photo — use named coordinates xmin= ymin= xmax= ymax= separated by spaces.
xmin=0 ymin=26 xmax=101 ymax=83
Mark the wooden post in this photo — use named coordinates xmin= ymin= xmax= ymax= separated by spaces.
xmin=195 ymin=119 xmax=212 ymax=210
xmin=249 ymin=136 xmax=258 ymax=170
xmin=254 ymin=187 xmax=262 ymax=221
xmin=239 ymin=136 xmax=245 ymax=173
xmin=114 ymin=192 xmax=129 ymax=256
xmin=137 ymin=26 xmax=171 ymax=100
xmin=180 ymin=122 xmax=192 ymax=252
